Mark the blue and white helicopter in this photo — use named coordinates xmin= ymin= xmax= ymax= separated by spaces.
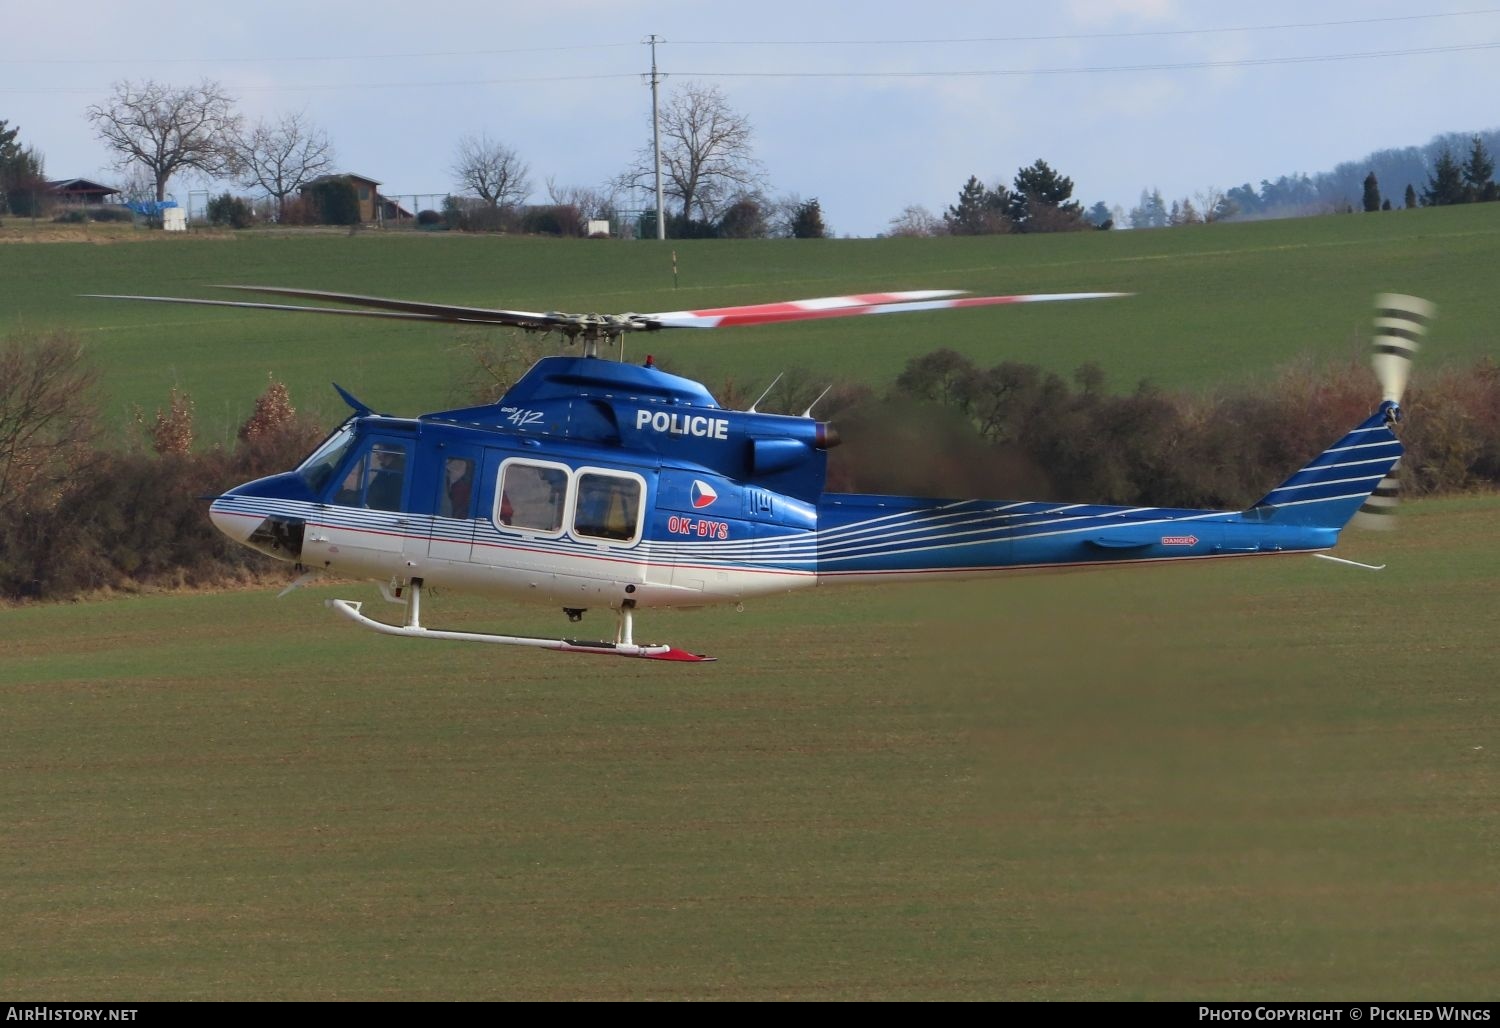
xmin=92 ymin=286 xmax=1429 ymax=662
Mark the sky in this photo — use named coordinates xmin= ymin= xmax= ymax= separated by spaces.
xmin=5 ymin=1 xmax=1499 ymax=236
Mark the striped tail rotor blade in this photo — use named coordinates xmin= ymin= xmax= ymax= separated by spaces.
xmin=1372 ymin=293 xmax=1433 ymax=404
xmin=1352 ymin=459 xmax=1401 ymax=531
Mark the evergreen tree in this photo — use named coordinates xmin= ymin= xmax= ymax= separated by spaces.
xmin=1404 ymin=183 xmax=1417 ymax=209
xmin=0 ymin=121 xmax=47 ymax=216
xmin=1224 ymin=183 xmax=1260 ymax=218
xmin=1 ymin=120 xmax=23 ymax=211
xmin=1008 ymin=159 xmax=1084 ymax=232
xmin=943 ymin=175 xmax=1009 ymax=235
xmin=716 ymin=194 xmax=769 ymax=238
xmin=1362 ymin=171 xmax=1381 ymax=212
xmin=1422 ymin=149 xmax=1467 ymax=206
xmin=1462 ymin=135 xmax=1496 ymax=202
xmin=1128 ymin=188 xmax=1168 ymax=229
xmin=789 ymin=197 xmax=827 ymax=239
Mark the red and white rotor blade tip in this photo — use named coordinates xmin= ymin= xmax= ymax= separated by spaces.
xmin=646 ymin=290 xmax=1128 ymax=330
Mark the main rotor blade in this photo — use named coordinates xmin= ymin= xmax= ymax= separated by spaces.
xmin=212 ymin=285 xmax=571 ymax=329
xmin=87 ymin=286 xmax=1130 ymax=336
xmin=644 ymin=290 xmax=1129 ymax=329
xmin=85 ymin=287 xmax=576 ymax=331
xmin=84 ymin=293 xmax=529 ymax=325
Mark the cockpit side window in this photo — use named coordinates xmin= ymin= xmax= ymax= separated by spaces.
xmin=298 ymin=423 xmax=358 ymax=494
xmin=330 ymin=440 xmax=409 ymax=511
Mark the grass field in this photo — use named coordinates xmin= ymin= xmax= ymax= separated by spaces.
xmin=3 ymin=209 xmax=1497 ymax=999
xmin=3 ymin=204 xmax=1499 ymax=441
xmin=2 ymin=495 xmax=1496 ymax=1000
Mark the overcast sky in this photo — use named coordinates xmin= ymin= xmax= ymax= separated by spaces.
xmin=6 ymin=1 xmax=1498 ymax=235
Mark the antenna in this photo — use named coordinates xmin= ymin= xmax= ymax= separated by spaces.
xmin=800 ymin=385 xmax=833 ymax=418
xmin=747 ymin=372 xmax=783 ymax=413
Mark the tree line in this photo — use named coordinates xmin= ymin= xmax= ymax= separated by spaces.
xmin=2 ymin=77 xmax=830 ymax=238
xmin=7 ymin=77 xmax=1497 ymax=237
xmin=4 ymin=325 xmax=1498 ymax=604
xmin=881 ymin=132 xmax=1500 ymax=237
xmin=1129 ymin=132 xmax=1500 ymax=227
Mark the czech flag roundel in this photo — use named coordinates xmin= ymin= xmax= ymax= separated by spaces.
xmin=691 ymin=480 xmax=718 ymax=509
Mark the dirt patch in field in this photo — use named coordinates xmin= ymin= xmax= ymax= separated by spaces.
xmin=0 ymin=224 xmax=234 ymax=244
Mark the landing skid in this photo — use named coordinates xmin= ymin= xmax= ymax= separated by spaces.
xmin=325 ymin=581 xmax=714 ymax=662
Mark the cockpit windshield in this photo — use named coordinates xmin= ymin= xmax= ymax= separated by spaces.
xmin=297 ymin=422 xmax=358 ymax=494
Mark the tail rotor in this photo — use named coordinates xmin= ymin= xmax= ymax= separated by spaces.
xmin=1355 ymin=293 xmax=1434 ymax=530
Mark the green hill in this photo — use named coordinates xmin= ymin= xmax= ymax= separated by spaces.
xmin=4 ymin=204 xmax=1498 ymax=441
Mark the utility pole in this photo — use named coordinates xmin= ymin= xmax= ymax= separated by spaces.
xmin=645 ymin=34 xmax=666 ymax=241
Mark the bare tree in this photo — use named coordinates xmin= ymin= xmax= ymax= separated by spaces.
xmin=233 ymin=110 xmax=336 ymax=220
xmin=0 ymin=330 xmax=98 ymax=516
xmin=886 ymin=204 xmax=944 ymax=237
xmin=622 ymin=82 xmax=766 ymax=224
xmin=1195 ymin=186 xmax=1234 ymax=223
xmin=545 ymin=176 xmax=620 ymax=221
xmin=451 ymin=134 xmax=531 ymax=209
xmin=86 ymin=79 xmax=241 ymax=202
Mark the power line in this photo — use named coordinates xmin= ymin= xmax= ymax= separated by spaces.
xmin=0 ymin=72 xmax=642 ymax=96
xmin=670 ymin=8 xmax=1500 ymax=46
xmin=678 ymin=41 xmax=1500 ymax=78
xmin=9 ymin=8 xmax=1499 ymax=68
xmin=5 ymin=38 xmax=1496 ymax=96
xmin=8 ymin=41 xmax=636 ymax=65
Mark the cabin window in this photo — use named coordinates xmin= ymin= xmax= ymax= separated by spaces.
xmin=332 ymin=441 xmax=409 ymax=511
xmin=497 ymin=460 xmax=568 ymax=533
xmin=440 ymin=457 xmax=475 ymax=518
xmin=573 ymin=472 xmax=642 ymax=543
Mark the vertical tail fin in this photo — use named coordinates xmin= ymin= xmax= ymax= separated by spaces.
xmin=1248 ymin=411 xmax=1403 ymax=529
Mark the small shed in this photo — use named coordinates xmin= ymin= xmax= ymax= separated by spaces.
xmin=302 ymin=173 xmax=383 ymax=223
xmin=378 ymin=196 xmax=413 ymax=223
xmin=48 ymin=178 xmax=120 ymax=205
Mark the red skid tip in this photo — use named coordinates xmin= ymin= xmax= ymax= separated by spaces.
xmin=647 ymin=647 xmax=717 ymax=662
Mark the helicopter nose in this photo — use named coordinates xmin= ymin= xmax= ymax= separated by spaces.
xmin=210 ymin=495 xmax=305 ymax=563
xmin=209 ymin=497 xmax=252 ymax=543
xmin=209 ymin=472 xmax=316 ymax=562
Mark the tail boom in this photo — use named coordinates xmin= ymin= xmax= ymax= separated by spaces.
xmin=810 ymin=411 xmax=1398 ymax=583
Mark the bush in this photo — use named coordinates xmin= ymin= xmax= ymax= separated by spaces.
xmin=4 ymin=175 xmax=51 ymax=217
xmin=275 ymin=195 xmax=314 ymax=225
xmin=90 ymin=206 xmax=133 ymax=222
xmin=0 ymin=363 xmax=329 ymax=601
xmin=416 ymin=208 xmax=443 ymax=227
xmin=303 ymin=177 xmax=360 ymax=225
xmin=206 ymin=192 xmax=255 ymax=229
xmin=441 ymin=197 xmax=521 ymax=233
xmin=520 ymin=204 xmax=584 ymax=237
xmin=878 ymin=349 xmax=1500 ymax=508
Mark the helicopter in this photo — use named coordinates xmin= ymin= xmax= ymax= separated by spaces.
xmin=88 ymin=286 xmax=1430 ymax=662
